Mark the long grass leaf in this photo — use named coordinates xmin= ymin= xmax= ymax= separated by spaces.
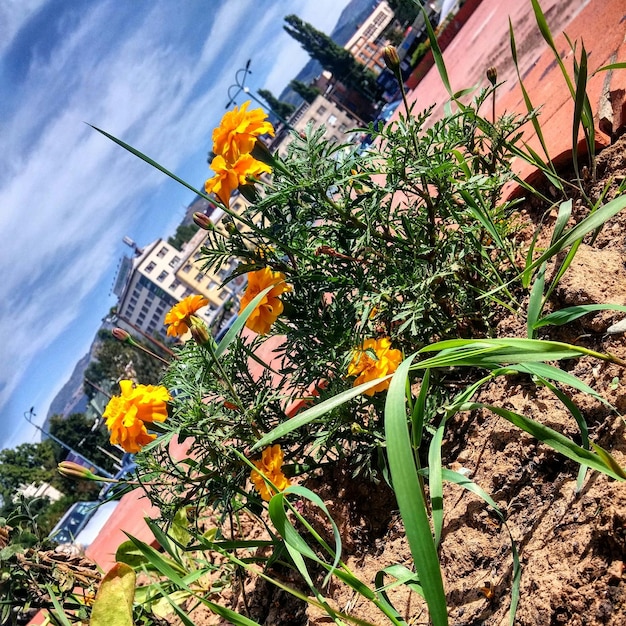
xmin=215 ymin=285 xmax=275 ymax=358
xmin=429 ymin=417 xmax=445 ymax=546
xmin=533 ymin=304 xmax=626 ymax=329
xmin=385 ymin=356 xmax=448 ymax=625
xmin=527 ymin=262 xmax=546 ymax=338
xmin=251 ymin=376 xmax=393 ymax=449
xmin=464 ymin=403 xmax=625 ymax=480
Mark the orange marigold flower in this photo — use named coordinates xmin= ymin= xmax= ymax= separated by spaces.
xmin=164 ymin=294 xmax=209 ymax=337
xmin=347 ymin=337 xmax=402 ymax=396
xmin=239 ymin=267 xmax=291 ymax=335
xmin=103 ymin=380 xmax=170 ymax=453
xmin=205 ymin=154 xmax=270 ymax=207
xmin=213 ymin=101 xmax=275 ymax=163
xmin=250 ymin=444 xmax=291 ymax=501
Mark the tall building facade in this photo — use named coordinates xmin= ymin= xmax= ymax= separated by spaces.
xmin=344 ymin=1 xmax=395 ymax=75
xmin=113 ymin=197 xmax=249 ymax=340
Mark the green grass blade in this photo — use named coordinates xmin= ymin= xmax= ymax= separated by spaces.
xmin=423 ymin=469 xmax=521 ymax=625
xmin=215 ymin=285 xmax=275 ymax=358
xmin=551 ymin=200 xmax=573 ymax=244
xmin=502 ymin=362 xmax=606 ymax=405
xmin=591 ymin=442 xmax=626 ymax=479
xmin=385 ymin=356 xmax=448 ymax=626
xmin=571 ymin=43 xmax=588 ymax=180
xmin=527 ymin=262 xmax=546 ymax=338
xmin=422 ymin=4 xmax=452 ymax=99
xmin=524 ymin=194 xmax=626 ymax=274
xmin=464 ymin=402 xmax=625 ymax=480
xmin=45 ymin=585 xmax=73 ymax=626
xmin=429 ymin=416 xmax=445 ymax=546
xmin=594 ymin=62 xmax=626 ymax=73
xmin=509 ymin=19 xmax=557 ymax=173
xmin=89 ymin=124 xmax=254 ymax=230
xmin=533 ymin=304 xmax=626 ymax=329
xmin=412 ymin=369 xmax=430 ymax=450
xmin=251 ymin=376 xmax=393 ymax=450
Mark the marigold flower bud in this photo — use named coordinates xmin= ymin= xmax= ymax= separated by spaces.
xmin=238 ymin=183 xmax=260 ymax=204
xmin=193 ymin=212 xmax=214 ymax=230
xmin=58 ymin=461 xmax=100 ymax=481
xmin=190 ymin=318 xmax=210 ymax=345
xmin=112 ymin=328 xmax=131 ymax=343
xmin=383 ymin=45 xmax=401 ymax=73
xmin=486 ymin=66 xmax=498 ymax=86
xmin=249 ymin=139 xmax=277 ymax=170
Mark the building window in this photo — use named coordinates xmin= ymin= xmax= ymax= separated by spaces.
xmin=170 ymin=279 xmax=181 ymax=290
xmin=194 ymin=252 xmax=202 ymax=261
xmin=146 ymin=291 xmax=155 ymax=301
xmin=182 ymin=263 xmax=192 ymax=273
xmin=195 ymin=271 xmax=205 ymax=282
xmin=145 ymin=262 xmax=156 ymax=273
xmin=316 ymin=105 xmax=327 ymax=115
xmin=182 ymin=287 xmax=193 ymax=298
xmin=126 ymin=304 xmax=135 ymax=315
xmin=157 ymin=270 xmax=168 ymax=283
xmin=141 ymin=305 xmax=149 ymax=314
xmin=327 ymin=114 xmax=338 ymax=127
xmin=339 ymin=123 xmax=348 ymax=133
xmin=138 ymin=313 xmax=146 ymax=323
xmin=157 ymin=246 xmax=168 ymax=258
xmin=129 ymin=297 xmax=137 ymax=306
xmin=169 ymin=255 xmax=181 ymax=268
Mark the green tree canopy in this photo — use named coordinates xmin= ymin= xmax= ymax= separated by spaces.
xmin=257 ymin=89 xmax=296 ymax=122
xmin=84 ymin=329 xmax=166 ymax=400
xmin=48 ymin=412 xmax=117 ymax=473
xmin=283 ymin=15 xmax=380 ymax=99
xmin=289 ymin=79 xmax=320 ymax=104
xmin=387 ymin=0 xmax=421 ymax=26
xmin=168 ymin=223 xmax=200 ymax=251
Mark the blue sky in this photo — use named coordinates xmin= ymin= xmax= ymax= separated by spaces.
xmin=0 ymin=0 xmax=352 ymax=450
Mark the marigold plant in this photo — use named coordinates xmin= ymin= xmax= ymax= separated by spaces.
xmin=164 ymin=294 xmax=209 ymax=337
xmin=347 ymin=337 xmax=403 ymax=396
xmin=250 ymin=444 xmax=291 ymax=501
xmin=103 ymin=380 xmax=170 ymax=453
xmin=238 ymin=267 xmax=291 ymax=335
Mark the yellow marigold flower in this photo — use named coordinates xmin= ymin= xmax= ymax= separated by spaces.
xmin=347 ymin=337 xmax=403 ymax=396
xmin=164 ymin=294 xmax=209 ymax=337
xmin=205 ymin=153 xmax=270 ymax=207
xmin=239 ymin=267 xmax=291 ymax=335
xmin=103 ymin=380 xmax=170 ymax=453
xmin=250 ymin=444 xmax=291 ymax=501
xmin=213 ymin=101 xmax=275 ymax=164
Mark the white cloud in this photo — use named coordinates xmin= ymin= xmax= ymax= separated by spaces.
xmin=0 ymin=0 xmax=48 ymax=56
xmin=0 ymin=0 xmax=352 ymax=442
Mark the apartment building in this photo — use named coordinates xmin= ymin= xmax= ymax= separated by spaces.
xmin=344 ymin=1 xmax=395 ymax=75
xmin=113 ymin=195 xmax=248 ymax=340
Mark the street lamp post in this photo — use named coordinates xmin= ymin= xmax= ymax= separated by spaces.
xmin=226 ymin=59 xmax=295 ymax=131
xmin=24 ymin=408 xmax=114 ymax=478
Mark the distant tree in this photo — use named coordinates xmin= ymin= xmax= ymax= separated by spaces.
xmin=0 ymin=442 xmax=57 ymax=506
xmin=168 ymin=223 xmax=200 ymax=251
xmin=289 ymin=79 xmax=320 ymax=104
xmin=83 ymin=329 xmax=166 ymax=400
xmin=257 ymin=89 xmax=296 ymax=121
xmin=48 ymin=412 xmax=117 ymax=473
xmin=283 ymin=15 xmax=380 ymax=99
xmin=387 ymin=0 xmax=421 ymax=26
